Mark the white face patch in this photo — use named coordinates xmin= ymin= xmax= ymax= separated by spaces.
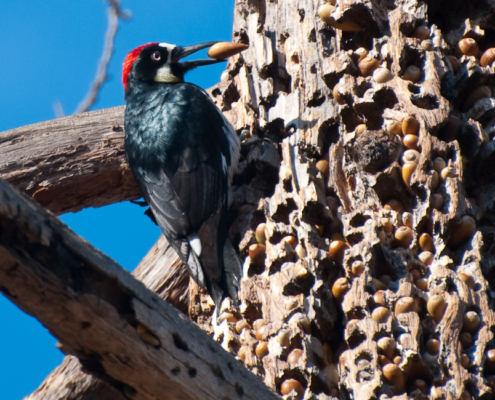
xmin=155 ymin=43 xmax=179 ymax=83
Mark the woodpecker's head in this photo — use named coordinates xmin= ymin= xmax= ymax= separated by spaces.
xmin=123 ymin=41 xmax=223 ymax=91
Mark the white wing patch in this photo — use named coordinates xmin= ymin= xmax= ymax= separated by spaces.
xmin=187 ymin=234 xmax=202 ymax=256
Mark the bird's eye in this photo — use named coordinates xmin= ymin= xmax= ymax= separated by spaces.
xmin=151 ymin=51 xmax=161 ymax=61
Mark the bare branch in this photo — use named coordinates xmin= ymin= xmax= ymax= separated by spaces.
xmin=0 ymin=177 xmax=280 ymax=400
xmin=74 ymin=0 xmax=129 ymax=115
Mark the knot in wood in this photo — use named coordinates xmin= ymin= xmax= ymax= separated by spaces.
xmin=351 ymin=130 xmax=400 ymax=173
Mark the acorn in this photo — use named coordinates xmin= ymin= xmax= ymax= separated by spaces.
xmin=217 ymin=312 xmax=237 ymax=324
xmin=329 ymin=240 xmax=350 ymax=265
xmin=462 ymin=311 xmax=481 ymax=333
xmin=402 ymin=149 xmax=421 ymax=164
xmin=207 ymin=42 xmax=249 ymax=60
xmin=332 ymin=277 xmax=350 ymax=301
xmin=295 ymin=243 xmax=307 ymax=259
xmin=373 ymin=67 xmax=394 ymax=83
xmin=255 ymin=223 xmax=266 ymax=244
xmin=403 ymin=134 xmax=419 ymax=150
xmin=403 ymin=65 xmax=422 ymax=83
xmin=372 ymin=306 xmax=391 ymax=323
xmin=381 ymin=217 xmax=394 ymax=233
xmin=432 ymin=157 xmax=447 ymax=173
xmin=377 ymin=337 xmax=396 ymax=360
xmin=358 ymin=57 xmax=380 ymax=77
xmin=446 ymin=55 xmax=459 ymax=72
xmin=462 ymin=85 xmax=491 ymax=112
xmin=461 ymin=353 xmax=470 ymax=368
xmin=255 ymin=341 xmax=269 ymax=359
xmin=355 ymin=124 xmax=366 ymax=135
xmin=419 ymin=233 xmax=434 ymax=252
xmin=427 ymin=294 xmax=447 ymax=322
xmin=384 ymin=199 xmax=405 ymax=213
xmin=373 ymin=290 xmax=387 ymax=307
xmin=382 ymin=364 xmax=406 ymax=393
xmin=238 ymin=345 xmax=249 ymax=363
xmin=430 ymin=170 xmax=440 ymax=190
xmin=393 ymin=356 xmax=402 ymax=365
xmin=402 ymin=212 xmax=413 ymax=228
xmin=281 ymin=235 xmax=297 ymax=248
xmin=385 ymin=120 xmax=403 ymax=136
xmin=287 ymin=348 xmax=304 ymax=364
xmin=351 ymin=260 xmax=364 ymax=277
xmin=333 ymin=86 xmax=346 ymax=104
xmin=415 ymin=278 xmax=429 ymax=291
xmin=413 ymin=379 xmax=429 ymax=394
xmin=355 ymin=47 xmax=368 ymax=62
xmin=456 ymin=38 xmax=479 ymax=57
xmin=255 ymin=323 xmax=269 ymax=341
xmin=322 ymin=364 xmax=339 ymax=385
xmin=289 ymin=313 xmax=311 ymax=334
xmin=411 ymin=269 xmax=421 ymax=282
xmin=412 ymin=26 xmax=430 ymax=40
xmin=253 ymin=319 xmax=266 ymax=330
xmin=487 ymin=349 xmax=495 ymax=364
xmin=280 ymin=379 xmax=305 ymax=398
xmin=395 ymin=296 xmax=417 ymax=316
xmin=316 ymin=160 xmax=329 ymax=177
xmin=418 ymin=251 xmax=434 ymax=265
xmin=448 ymin=215 xmax=476 ymax=247
xmin=431 ymin=194 xmax=444 ymax=210
xmin=402 ymin=116 xmax=420 ymax=136
xmin=249 ymin=243 xmax=266 ymax=266
xmin=481 ymin=48 xmax=495 ymax=67
xmin=318 ymin=4 xmax=361 ymax=32
xmin=402 ymin=162 xmax=417 ymax=193
xmin=277 ymin=329 xmax=291 ymax=348
xmin=395 ymin=226 xmax=413 ymax=248
xmin=460 ymin=332 xmax=473 ymax=349
xmin=379 ymin=355 xmax=392 ymax=366
xmin=235 ymin=319 xmax=251 ymax=333
xmin=458 ymin=273 xmax=475 ymax=289
xmin=426 ymin=338 xmax=440 ymax=354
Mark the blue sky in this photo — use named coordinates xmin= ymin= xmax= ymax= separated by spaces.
xmin=0 ymin=1 xmax=234 ymax=398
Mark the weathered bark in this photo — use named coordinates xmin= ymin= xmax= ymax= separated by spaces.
xmin=25 ymin=236 xmax=189 ymax=400
xmin=0 ymin=178 xmax=280 ymax=400
xmin=0 ymin=106 xmax=139 ymax=215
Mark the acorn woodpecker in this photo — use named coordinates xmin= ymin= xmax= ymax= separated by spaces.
xmin=122 ymin=42 xmax=242 ymax=311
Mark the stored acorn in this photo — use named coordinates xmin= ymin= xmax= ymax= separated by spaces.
xmin=433 ymin=157 xmax=447 ymax=173
xmin=287 ymin=348 xmax=304 ymax=364
xmin=322 ymin=364 xmax=339 ymax=385
xmin=329 ymin=240 xmax=350 ymax=265
xmin=377 ymin=337 xmax=396 ymax=360
xmin=249 ymin=243 xmax=266 ymax=266
xmin=481 ymin=48 xmax=495 ymax=67
xmin=395 ymin=226 xmax=413 ymax=248
xmin=372 ymin=306 xmax=391 ymax=323
xmin=281 ymin=235 xmax=297 ymax=248
xmin=358 ymin=57 xmax=380 ymax=77
xmin=462 ymin=85 xmax=491 ymax=112
xmin=280 ymin=379 xmax=305 ymax=398
xmin=332 ymin=277 xmax=350 ymax=301
xmin=412 ymin=26 xmax=430 ymax=40
xmin=318 ymin=4 xmax=361 ymax=32
xmin=355 ymin=124 xmax=366 ymax=135
xmin=373 ymin=67 xmax=394 ymax=83
xmin=277 ymin=329 xmax=291 ymax=348
xmin=402 ymin=116 xmax=420 ymax=136
xmin=333 ymin=86 xmax=346 ymax=104
xmin=418 ymin=250 xmax=434 ymax=265
xmin=419 ymin=233 xmax=434 ymax=252
xmin=351 ymin=260 xmax=364 ymax=276
xmin=403 ymin=65 xmax=422 ymax=83
xmin=355 ymin=47 xmax=368 ymax=62
xmin=316 ymin=159 xmax=329 ymax=177
xmin=458 ymin=273 xmax=475 ymax=289
xmin=440 ymin=161 xmax=456 ymax=182
xmin=236 ymin=319 xmax=251 ymax=333
xmin=255 ymin=223 xmax=266 ymax=244
xmin=295 ymin=243 xmax=307 ymax=259
xmin=217 ymin=312 xmax=237 ymax=324
xmin=381 ymin=217 xmax=393 ymax=233
xmin=384 ymin=199 xmax=405 ymax=213
xmin=382 ymin=363 xmax=406 ymax=393
xmin=448 ymin=215 xmax=476 ymax=247
xmin=255 ymin=341 xmax=269 ymax=358
xmin=460 ymin=332 xmax=473 ymax=349
xmin=403 ymin=134 xmax=419 ymax=150
xmin=207 ymin=42 xmax=249 ymax=60
xmin=415 ymin=278 xmax=428 ymax=291
xmin=456 ymin=38 xmax=479 ymax=57
xmin=395 ymin=296 xmax=417 ymax=316
xmin=238 ymin=346 xmax=249 ymax=363
xmin=255 ymin=323 xmax=269 ymax=341
xmin=373 ymin=290 xmax=387 ymax=307
xmin=426 ymin=338 xmax=440 ymax=354
xmin=430 ymin=170 xmax=440 ymax=190
xmin=461 ymin=353 xmax=470 ymax=368
xmin=378 ymin=355 xmax=392 ymax=366
xmin=386 ymin=120 xmax=403 ymax=136
xmin=462 ymin=311 xmax=481 ymax=333
xmin=427 ymin=294 xmax=447 ymax=322
xmin=402 ymin=149 xmax=420 ymax=164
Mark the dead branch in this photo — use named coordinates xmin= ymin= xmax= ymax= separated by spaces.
xmin=74 ymin=0 xmax=130 ymax=115
xmin=0 ymin=177 xmax=279 ymax=400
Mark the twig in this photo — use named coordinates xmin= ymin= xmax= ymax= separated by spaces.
xmin=73 ymin=0 xmax=130 ymax=114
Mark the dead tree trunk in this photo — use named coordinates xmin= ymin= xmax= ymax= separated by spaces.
xmin=190 ymin=0 xmax=495 ymax=399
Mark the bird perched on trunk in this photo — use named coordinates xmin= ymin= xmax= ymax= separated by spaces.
xmin=122 ymin=41 xmax=243 ymax=312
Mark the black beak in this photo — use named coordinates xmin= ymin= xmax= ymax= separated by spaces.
xmin=172 ymin=42 xmax=226 ymax=72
